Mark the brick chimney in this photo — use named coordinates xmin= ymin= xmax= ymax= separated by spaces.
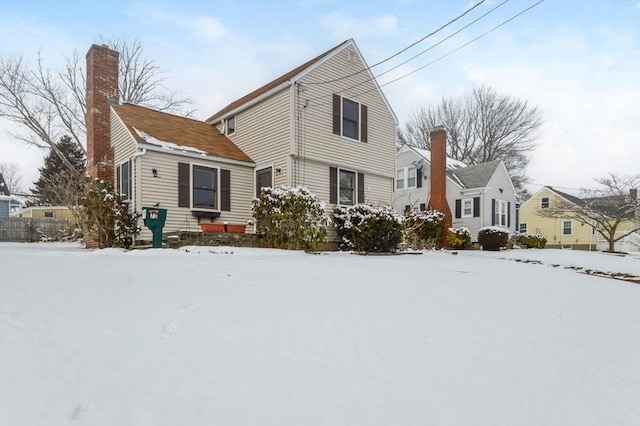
xmin=86 ymin=44 xmax=119 ymax=182
xmin=427 ymin=126 xmax=452 ymax=240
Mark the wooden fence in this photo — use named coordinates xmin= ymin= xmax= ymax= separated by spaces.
xmin=0 ymin=217 xmax=71 ymax=242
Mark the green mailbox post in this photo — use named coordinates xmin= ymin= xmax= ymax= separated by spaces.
xmin=142 ymin=206 xmax=167 ymax=248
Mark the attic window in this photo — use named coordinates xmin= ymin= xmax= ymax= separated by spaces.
xmin=226 ymin=115 xmax=236 ymax=135
xmin=347 ymin=51 xmax=356 ymax=63
xmin=540 ymin=197 xmax=550 ymax=209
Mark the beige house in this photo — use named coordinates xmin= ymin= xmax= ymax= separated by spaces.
xmin=11 ymin=206 xmax=76 ymax=224
xmin=206 ymin=38 xmax=397 ymax=214
xmin=86 ymin=39 xmax=396 ymax=245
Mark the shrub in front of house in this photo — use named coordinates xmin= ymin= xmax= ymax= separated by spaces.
xmin=478 ymin=226 xmax=510 ymax=251
xmin=80 ymin=177 xmax=141 ymax=249
xmin=252 ymin=186 xmax=329 ymax=251
xmin=333 ymin=204 xmax=404 ymax=253
xmin=446 ymin=227 xmax=472 ymax=250
xmin=403 ymin=208 xmax=444 ymax=249
xmin=516 ymin=233 xmax=547 ymax=249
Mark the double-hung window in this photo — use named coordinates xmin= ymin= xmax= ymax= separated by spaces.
xmin=339 ymin=169 xmax=356 ymax=205
xmin=396 ymin=168 xmax=405 ymax=190
xmin=494 ymin=199 xmax=508 ymax=227
xmin=395 ymin=167 xmax=417 ymax=190
xmin=192 ymin=166 xmax=218 ymax=210
xmin=118 ymin=161 xmax=131 ymax=200
xmin=519 ymin=223 xmax=528 ymax=233
xmin=462 ymin=198 xmax=473 ymax=217
xmin=541 ymin=197 xmax=550 ymax=209
xmin=562 ymin=220 xmax=572 ymax=235
xmin=332 ymin=94 xmax=368 ymax=142
xmin=226 ymin=115 xmax=236 ymax=135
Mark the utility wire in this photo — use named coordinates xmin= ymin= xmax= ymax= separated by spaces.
xmin=304 ymin=0 xmax=487 ymax=86
xmin=305 ymin=0 xmax=508 ymax=103
xmin=309 ymin=0 xmax=544 ymax=108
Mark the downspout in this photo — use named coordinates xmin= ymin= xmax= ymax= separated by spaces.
xmin=130 ymin=148 xmax=147 ymax=220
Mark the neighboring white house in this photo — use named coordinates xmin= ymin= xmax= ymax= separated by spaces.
xmin=394 ymin=143 xmax=518 ymax=241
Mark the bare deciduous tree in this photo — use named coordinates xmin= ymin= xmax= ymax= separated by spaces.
xmin=0 ymin=161 xmax=24 ymax=194
xmin=0 ymin=38 xmax=193 ymax=164
xmin=398 ymin=85 xmax=543 ymax=194
xmin=538 ymin=173 xmax=640 ymax=252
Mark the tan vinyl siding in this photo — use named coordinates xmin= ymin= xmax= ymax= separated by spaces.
xmin=111 ymin=111 xmax=138 ymax=173
xmin=221 ymin=89 xmax=291 ymax=189
xmin=295 ymin=45 xmax=396 ymax=201
xmin=136 ymin=150 xmax=254 ymax=241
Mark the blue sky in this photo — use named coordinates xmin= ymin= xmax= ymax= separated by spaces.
xmin=1 ymin=0 xmax=639 ymax=194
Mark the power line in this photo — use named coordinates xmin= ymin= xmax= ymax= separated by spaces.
xmin=304 ymin=0 xmax=487 ymax=86
xmin=309 ymin=0 xmax=544 ymax=108
xmin=305 ymin=0 xmax=509 ymax=103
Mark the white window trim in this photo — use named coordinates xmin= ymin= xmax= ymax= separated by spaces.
xmin=395 ymin=166 xmax=417 ymax=190
xmin=540 ymin=196 xmax=550 ymax=209
xmin=339 ymin=96 xmax=362 ymax=142
xmin=190 ymin=162 xmax=220 ymax=212
xmin=562 ymin=219 xmax=573 ymax=236
xmin=495 ymin=199 xmax=508 ymax=227
xmin=462 ymin=198 xmax=474 ymax=218
xmin=338 ymin=167 xmax=357 ymax=206
xmin=519 ymin=223 xmax=528 ymax=233
xmin=226 ymin=115 xmax=236 ymax=135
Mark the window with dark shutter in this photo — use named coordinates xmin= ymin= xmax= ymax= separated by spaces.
xmin=419 ymin=203 xmax=426 ymax=211
xmin=473 ymin=197 xmax=480 ymax=217
xmin=357 ymin=173 xmax=364 ymax=204
xmin=491 ymin=199 xmax=496 ymax=226
xmin=455 ymin=199 xmax=461 ymax=218
xmin=329 ymin=167 xmax=337 ymax=204
xmin=416 ymin=169 xmax=422 ymax=188
xmin=507 ymin=201 xmax=511 ymax=227
xmin=178 ymin=162 xmax=190 ymax=207
xmin=221 ymin=169 xmax=230 ymax=211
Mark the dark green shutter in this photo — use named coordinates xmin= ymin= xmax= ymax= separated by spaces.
xmin=507 ymin=201 xmax=511 ymax=227
xmin=455 ymin=199 xmax=461 ymax=218
xmin=473 ymin=197 xmax=480 ymax=217
xmin=360 ymin=104 xmax=368 ymax=142
xmin=491 ymin=199 xmax=496 ymax=226
xmin=416 ymin=168 xmax=422 ymax=188
xmin=357 ymin=173 xmax=365 ymax=203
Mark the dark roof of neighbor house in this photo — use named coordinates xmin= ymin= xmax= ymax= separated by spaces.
xmin=545 ymin=186 xmax=583 ymax=205
xmin=206 ymin=39 xmax=351 ymax=123
xmin=450 ymin=160 xmax=502 ymax=189
xmin=0 ymin=173 xmax=10 ymax=196
xmin=113 ymin=103 xmax=254 ymax=164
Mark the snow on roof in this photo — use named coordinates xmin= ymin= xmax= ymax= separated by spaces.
xmin=412 ymin=147 xmax=467 ymax=171
xmin=133 ymin=127 xmax=208 ymax=155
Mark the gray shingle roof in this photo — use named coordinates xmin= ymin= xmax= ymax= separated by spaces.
xmin=450 ymin=160 xmax=502 ymax=189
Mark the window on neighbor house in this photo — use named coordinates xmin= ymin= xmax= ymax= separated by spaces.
xmin=407 ymin=167 xmax=416 ymax=188
xmin=562 ymin=220 xmax=572 ymax=235
xmin=44 ymin=211 xmax=54 ymax=218
xmin=396 ymin=167 xmax=417 ymax=190
xmin=462 ymin=198 xmax=473 ymax=218
xmin=541 ymin=197 xmax=550 ymax=209
xmin=332 ymin=95 xmax=368 ymax=142
xmin=226 ymin=115 xmax=236 ymax=135
xmin=494 ymin=199 xmax=508 ymax=227
xmin=519 ymin=223 xmax=528 ymax=233
xmin=339 ymin=169 xmax=356 ymax=205
xmin=192 ymin=166 xmax=218 ymax=209
xmin=396 ymin=168 xmax=405 ymax=190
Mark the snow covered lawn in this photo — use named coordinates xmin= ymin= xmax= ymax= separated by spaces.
xmin=1 ymin=242 xmax=639 ymax=426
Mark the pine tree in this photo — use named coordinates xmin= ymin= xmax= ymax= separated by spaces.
xmin=30 ymin=135 xmax=86 ymax=206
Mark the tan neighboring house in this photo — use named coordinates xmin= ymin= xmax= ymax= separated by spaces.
xmin=518 ymin=186 xmax=640 ymax=251
xmin=206 ymin=38 xmax=397 ymax=224
xmin=11 ymin=206 xmax=76 ymax=224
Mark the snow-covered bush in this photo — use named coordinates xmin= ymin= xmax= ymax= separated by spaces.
xmin=80 ymin=178 xmax=140 ymax=249
xmin=333 ymin=204 xmax=404 ymax=253
xmin=404 ymin=208 xmax=444 ymax=249
xmin=252 ymin=186 xmax=329 ymax=251
xmin=478 ymin=226 xmax=510 ymax=251
xmin=516 ymin=232 xmax=547 ymax=249
xmin=447 ymin=227 xmax=472 ymax=250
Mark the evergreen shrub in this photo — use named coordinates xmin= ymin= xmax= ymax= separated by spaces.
xmin=478 ymin=226 xmax=510 ymax=251
xmin=333 ymin=204 xmax=404 ymax=253
xmin=403 ymin=208 xmax=444 ymax=249
xmin=447 ymin=227 xmax=472 ymax=250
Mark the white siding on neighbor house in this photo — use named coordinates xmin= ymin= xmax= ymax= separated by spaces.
xmin=294 ymin=44 xmax=396 ymax=205
xmin=135 ymin=150 xmax=254 ymax=242
xmin=482 ymin=164 xmax=517 ymax=234
xmin=393 ymin=148 xmax=428 ymax=212
xmin=219 ymin=89 xmax=291 ymax=191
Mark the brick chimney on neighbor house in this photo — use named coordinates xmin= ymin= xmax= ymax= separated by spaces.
xmin=86 ymin=44 xmax=119 ymax=182
xmin=427 ymin=126 xmax=453 ymax=239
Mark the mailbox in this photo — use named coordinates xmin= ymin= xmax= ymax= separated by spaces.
xmin=142 ymin=206 xmax=167 ymax=248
